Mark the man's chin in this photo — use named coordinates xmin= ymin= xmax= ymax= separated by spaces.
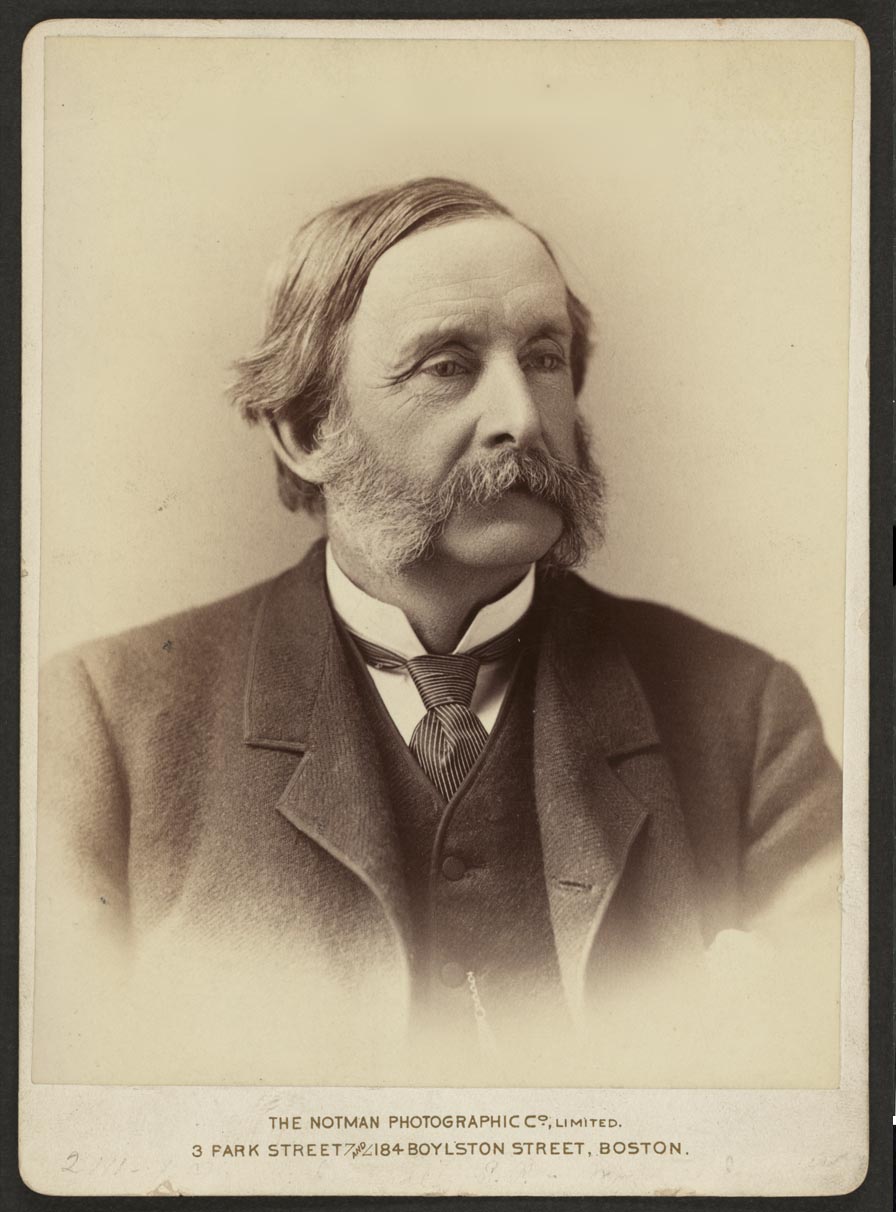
xmin=435 ymin=495 xmax=564 ymax=569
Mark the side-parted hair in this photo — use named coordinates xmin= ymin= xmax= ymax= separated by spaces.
xmin=230 ymin=177 xmax=594 ymax=512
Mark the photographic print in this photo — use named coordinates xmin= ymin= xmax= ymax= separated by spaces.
xmin=19 ymin=17 xmax=869 ymax=1197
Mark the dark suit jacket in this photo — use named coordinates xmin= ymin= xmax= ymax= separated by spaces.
xmin=35 ymin=540 xmax=841 ymax=1083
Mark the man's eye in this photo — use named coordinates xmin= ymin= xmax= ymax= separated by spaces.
xmin=421 ymin=358 xmax=469 ymax=379
xmin=524 ymin=352 xmax=565 ymax=372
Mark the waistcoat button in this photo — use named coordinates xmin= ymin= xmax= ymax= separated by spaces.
xmin=439 ymin=961 xmax=466 ymax=988
xmin=441 ymin=855 xmax=466 ymax=881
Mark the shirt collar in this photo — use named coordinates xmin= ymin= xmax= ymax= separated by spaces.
xmin=325 ymin=543 xmax=536 ymax=660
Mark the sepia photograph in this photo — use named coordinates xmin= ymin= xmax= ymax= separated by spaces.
xmin=19 ymin=17 xmax=869 ymax=1198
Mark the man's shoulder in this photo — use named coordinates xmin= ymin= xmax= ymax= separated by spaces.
xmin=552 ymin=573 xmax=833 ymax=805
xmin=551 ymin=572 xmax=782 ymax=726
xmin=42 ymin=564 xmax=300 ymax=714
xmin=555 ymin=571 xmax=775 ymax=672
xmin=63 ymin=579 xmax=265 ymax=665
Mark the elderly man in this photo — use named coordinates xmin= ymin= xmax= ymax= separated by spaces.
xmin=36 ymin=178 xmax=840 ymax=1086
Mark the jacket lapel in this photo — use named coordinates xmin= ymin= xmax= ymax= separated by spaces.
xmin=241 ymin=549 xmax=701 ymax=1022
xmin=242 ymin=542 xmax=412 ymax=993
xmin=532 ymin=575 xmax=703 ymax=1017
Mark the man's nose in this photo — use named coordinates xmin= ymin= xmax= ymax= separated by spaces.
xmin=476 ymin=358 xmax=544 ymax=450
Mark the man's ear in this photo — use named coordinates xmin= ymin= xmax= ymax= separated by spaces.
xmin=263 ymin=418 xmax=327 ymax=485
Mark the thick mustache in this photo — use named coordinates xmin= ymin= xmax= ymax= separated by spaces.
xmin=316 ymin=414 xmax=606 ymax=572
xmin=435 ymin=446 xmax=592 ymax=515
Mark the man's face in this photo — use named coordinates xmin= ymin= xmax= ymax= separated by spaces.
xmin=328 ymin=217 xmax=584 ymax=572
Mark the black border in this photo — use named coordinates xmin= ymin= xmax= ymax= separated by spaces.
xmin=2 ymin=2 xmax=892 ymax=1209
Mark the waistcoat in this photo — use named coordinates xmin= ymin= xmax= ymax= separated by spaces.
xmin=338 ymin=627 xmax=567 ymax=1050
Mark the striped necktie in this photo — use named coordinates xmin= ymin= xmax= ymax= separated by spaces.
xmin=349 ymin=624 xmax=524 ymax=801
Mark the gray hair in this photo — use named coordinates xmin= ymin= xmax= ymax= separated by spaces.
xmin=230 ymin=177 xmax=593 ymax=513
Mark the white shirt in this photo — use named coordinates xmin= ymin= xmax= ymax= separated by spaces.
xmin=325 ymin=544 xmax=536 ymax=745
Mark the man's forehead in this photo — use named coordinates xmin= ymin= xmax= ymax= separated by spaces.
xmin=354 ymin=216 xmax=571 ymax=341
